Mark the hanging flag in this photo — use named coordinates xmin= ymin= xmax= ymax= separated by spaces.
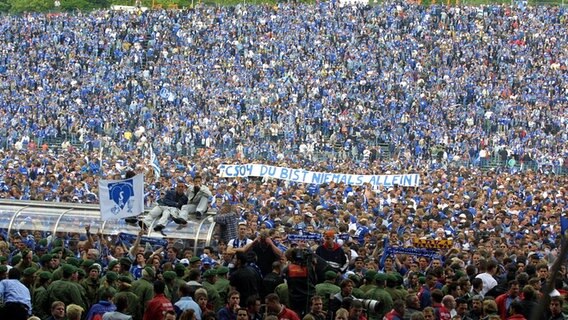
xmin=150 ymin=145 xmax=161 ymax=179
xmin=561 ymin=215 xmax=568 ymax=237
xmin=99 ymin=174 xmax=144 ymax=221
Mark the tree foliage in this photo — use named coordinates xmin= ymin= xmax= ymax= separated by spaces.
xmin=4 ymin=0 xmax=110 ymax=13
xmin=8 ymin=0 xmax=53 ymax=13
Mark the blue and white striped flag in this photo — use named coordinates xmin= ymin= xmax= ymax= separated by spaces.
xmin=150 ymin=145 xmax=161 ymax=179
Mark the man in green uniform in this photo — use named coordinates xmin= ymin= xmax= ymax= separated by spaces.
xmin=33 ymin=271 xmax=52 ymax=319
xmin=131 ymin=266 xmax=155 ymax=313
xmin=364 ymin=273 xmax=393 ymax=320
xmin=99 ymin=260 xmax=121 ymax=285
xmin=359 ymin=270 xmax=378 ymax=293
xmin=385 ymin=273 xmax=404 ymax=302
xmin=114 ymin=275 xmax=141 ymax=320
xmin=163 ymin=271 xmax=179 ymax=303
xmin=21 ymin=267 xmax=38 ymax=293
xmin=274 ymin=282 xmax=289 ymax=307
xmin=38 ymin=254 xmax=54 ymax=273
xmin=82 ymin=263 xmax=102 ymax=306
xmin=394 ymin=274 xmax=408 ymax=302
xmin=202 ymin=268 xmax=223 ymax=311
xmin=44 ymin=264 xmax=87 ymax=315
xmin=349 ymin=274 xmax=366 ymax=299
xmin=14 ymin=249 xmax=34 ymax=273
xmin=214 ymin=266 xmax=231 ymax=307
xmin=174 ymin=263 xmax=188 ymax=294
xmin=97 ymin=271 xmax=118 ymax=301
xmin=315 ymin=270 xmax=340 ymax=312
xmin=118 ymin=257 xmax=135 ymax=282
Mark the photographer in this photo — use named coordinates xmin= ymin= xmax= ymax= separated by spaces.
xmin=283 ymin=248 xmax=318 ymax=317
xmin=234 ymin=231 xmax=282 ymax=277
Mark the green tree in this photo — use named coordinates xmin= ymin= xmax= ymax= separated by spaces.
xmin=59 ymin=0 xmax=109 ymax=11
xmin=0 ymin=0 xmax=10 ymax=12
xmin=9 ymin=0 xmax=53 ymax=13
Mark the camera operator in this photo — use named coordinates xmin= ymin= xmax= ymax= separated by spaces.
xmin=283 ymin=247 xmax=318 ymax=317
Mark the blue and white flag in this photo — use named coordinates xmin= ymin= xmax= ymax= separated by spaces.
xmin=150 ymin=145 xmax=161 ymax=179
xmin=218 ymin=163 xmax=420 ymax=187
xmin=99 ymin=174 xmax=144 ymax=221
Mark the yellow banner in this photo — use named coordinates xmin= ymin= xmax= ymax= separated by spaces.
xmin=412 ymin=238 xmax=453 ymax=249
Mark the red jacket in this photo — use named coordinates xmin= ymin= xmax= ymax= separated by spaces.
xmin=495 ymin=293 xmax=519 ymax=320
xmin=433 ymin=303 xmax=451 ymax=320
xmin=384 ymin=309 xmax=404 ymax=320
xmin=278 ymin=306 xmax=301 ymax=320
xmin=143 ymin=294 xmax=174 ymax=320
xmin=507 ymin=314 xmax=526 ymax=320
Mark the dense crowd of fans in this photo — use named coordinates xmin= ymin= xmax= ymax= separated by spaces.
xmin=0 ymin=1 xmax=567 ymax=320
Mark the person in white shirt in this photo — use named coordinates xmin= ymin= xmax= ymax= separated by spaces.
xmin=227 ymin=222 xmax=253 ymax=251
xmin=474 ymin=260 xmax=498 ymax=297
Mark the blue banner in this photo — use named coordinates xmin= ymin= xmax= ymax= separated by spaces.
xmin=118 ymin=232 xmax=169 ymax=249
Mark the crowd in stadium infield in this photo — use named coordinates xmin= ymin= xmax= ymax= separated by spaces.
xmin=0 ymin=1 xmax=567 ymax=320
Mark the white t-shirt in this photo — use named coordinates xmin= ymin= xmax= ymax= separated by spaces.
xmin=475 ymin=272 xmax=498 ymax=296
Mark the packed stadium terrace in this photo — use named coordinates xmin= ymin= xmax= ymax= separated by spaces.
xmin=0 ymin=2 xmax=567 ymax=320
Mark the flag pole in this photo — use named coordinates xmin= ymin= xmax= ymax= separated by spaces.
xmin=529 ymin=219 xmax=568 ymax=320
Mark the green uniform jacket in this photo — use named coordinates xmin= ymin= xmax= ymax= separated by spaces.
xmin=119 ymin=271 xmax=135 ymax=282
xmin=97 ymin=284 xmax=118 ymax=302
xmin=364 ymin=287 xmax=393 ymax=320
xmin=352 ymin=287 xmax=366 ymax=299
xmin=274 ymin=283 xmax=289 ymax=307
xmin=395 ymin=287 xmax=408 ymax=301
xmin=214 ymin=278 xmax=230 ymax=306
xmin=385 ymin=287 xmax=404 ymax=302
xmin=81 ymin=277 xmax=101 ymax=307
xmin=165 ymin=282 xmax=176 ymax=303
xmin=203 ymin=280 xmax=223 ymax=311
xmin=359 ymin=284 xmax=377 ymax=293
xmin=115 ymin=289 xmax=141 ymax=320
xmin=51 ymin=266 xmax=64 ymax=281
xmin=131 ymin=277 xmax=154 ymax=312
xmin=315 ymin=282 xmax=341 ymax=311
xmin=171 ymin=278 xmax=186 ymax=304
xmin=45 ymin=279 xmax=87 ymax=314
xmin=33 ymin=285 xmax=49 ymax=320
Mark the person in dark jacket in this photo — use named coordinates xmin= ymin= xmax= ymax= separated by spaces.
xmin=85 ymin=288 xmax=116 ymax=320
xmin=519 ymin=285 xmax=539 ymax=320
xmin=141 ymin=183 xmax=189 ymax=232
xmin=315 ymin=230 xmax=347 ymax=272
xmin=229 ymin=254 xmax=261 ymax=308
xmin=548 ymin=296 xmax=567 ymax=320
xmin=283 ymin=248 xmax=317 ymax=317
